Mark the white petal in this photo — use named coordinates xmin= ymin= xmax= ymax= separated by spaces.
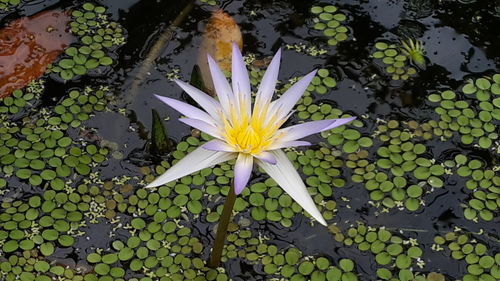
xmin=179 ymin=118 xmax=223 ymax=139
xmin=256 ymin=150 xmax=327 ymax=226
xmin=253 ymin=151 xmax=277 ymax=164
xmin=207 ymin=55 xmax=233 ymax=115
xmin=154 ymin=94 xmax=216 ymax=124
xmin=267 ymin=70 xmax=317 ymax=122
xmin=202 ymin=139 xmax=236 ymax=152
xmin=254 ymin=48 xmax=281 ymax=115
xmin=231 ymin=43 xmax=251 ymax=117
xmin=276 ymin=117 xmax=357 ymax=143
xmin=234 ymin=153 xmax=253 ymax=194
xmin=267 ymin=140 xmax=311 ymax=150
xmin=174 ymin=79 xmax=221 ymax=120
xmin=146 ymin=147 xmax=236 ymax=187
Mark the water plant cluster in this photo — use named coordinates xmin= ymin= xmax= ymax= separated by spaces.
xmin=49 ymin=3 xmax=125 ymax=80
xmin=0 ymin=84 xmax=111 ymax=188
xmin=445 ymin=154 xmax=499 ymax=222
xmin=0 ymin=0 xmax=20 ymax=12
xmin=199 ymin=0 xmax=217 ymax=6
xmin=427 ymin=74 xmax=499 ymax=151
xmin=433 ymin=231 xmax=499 ymax=280
xmin=371 ymin=41 xmax=419 ymax=81
xmin=341 ymin=223 xmax=429 ymax=281
xmin=310 ymin=5 xmax=349 ymax=46
xmin=365 ymin=120 xmax=447 ymax=211
xmin=0 ymin=83 xmax=40 ymax=118
xmin=0 ymin=84 xmax=114 ymax=281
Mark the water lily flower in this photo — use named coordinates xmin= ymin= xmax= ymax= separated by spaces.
xmin=148 ymin=43 xmax=355 ymax=226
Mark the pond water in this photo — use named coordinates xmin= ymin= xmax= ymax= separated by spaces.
xmin=0 ymin=0 xmax=498 ymax=281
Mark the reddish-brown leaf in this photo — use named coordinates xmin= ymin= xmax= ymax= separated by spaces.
xmin=0 ymin=9 xmax=73 ymax=98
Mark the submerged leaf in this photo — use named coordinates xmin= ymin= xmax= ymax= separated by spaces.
xmin=189 ymin=64 xmax=206 ymax=92
xmin=150 ymin=109 xmax=172 ymax=155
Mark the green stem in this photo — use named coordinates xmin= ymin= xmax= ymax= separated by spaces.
xmin=208 ymin=183 xmax=236 ymax=268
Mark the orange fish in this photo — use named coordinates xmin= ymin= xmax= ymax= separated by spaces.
xmin=197 ymin=9 xmax=243 ymax=96
xmin=0 ymin=9 xmax=73 ymax=98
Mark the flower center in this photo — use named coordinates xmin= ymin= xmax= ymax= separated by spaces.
xmin=232 ymin=123 xmax=262 ymax=153
xmin=220 ymin=99 xmax=287 ymax=155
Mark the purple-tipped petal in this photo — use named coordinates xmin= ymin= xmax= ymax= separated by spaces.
xmin=207 ymin=55 xmax=233 ymax=113
xmin=174 ymin=79 xmax=221 ymax=119
xmin=146 ymin=146 xmax=236 ymax=188
xmin=254 ymin=48 xmax=281 ymax=113
xmin=276 ymin=117 xmax=357 ymax=143
xmin=255 ymin=150 xmax=326 ymax=226
xmin=231 ymin=43 xmax=251 ymax=115
xmin=254 ymin=151 xmax=277 ymax=164
xmin=324 ymin=116 xmax=357 ymax=130
xmin=202 ymin=139 xmax=236 ymax=152
xmin=179 ymin=118 xmax=222 ymax=139
xmin=154 ymin=94 xmax=215 ymax=124
xmin=234 ymin=153 xmax=253 ymax=194
xmin=268 ymin=140 xmax=312 ymax=150
xmin=269 ymin=70 xmax=317 ymax=121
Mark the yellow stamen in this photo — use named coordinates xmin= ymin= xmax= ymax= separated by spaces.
xmin=222 ymin=98 xmax=280 ymax=154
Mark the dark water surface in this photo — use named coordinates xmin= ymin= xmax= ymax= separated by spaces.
xmin=1 ymin=0 xmax=499 ymax=280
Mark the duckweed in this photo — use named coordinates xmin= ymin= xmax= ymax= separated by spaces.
xmin=200 ymin=0 xmax=217 ymax=6
xmin=0 ymin=3 xmax=498 ymax=280
xmin=446 ymin=154 xmax=499 ymax=222
xmin=427 ymin=74 xmax=499 ymax=151
xmin=0 ymin=87 xmax=111 ymax=189
xmin=433 ymin=231 xmax=499 ymax=280
xmin=49 ymin=3 xmax=125 ymax=80
xmin=343 ymin=224 xmax=426 ymax=279
xmin=0 ymin=0 xmax=21 ymax=11
xmin=306 ymin=68 xmax=337 ymax=95
xmin=0 ymin=80 xmax=43 ymax=122
xmin=310 ymin=5 xmax=350 ymax=46
xmin=0 ymin=192 xmax=82 ymax=257
xmin=372 ymin=40 xmax=420 ymax=81
xmin=350 ymin=120 xmax=448 ymax=211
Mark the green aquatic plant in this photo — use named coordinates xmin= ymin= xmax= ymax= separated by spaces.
xmin=200 ymin=0 xmax=217 ymax=6
xmin=0 ymin=191 xmax=85 ymax=258
xmin=83 ymin=224 xmax=228 ymax=280
xmin=375 ymin=121 xmax=446 ymax=207
xmin=433 ymin=231 xmax=499 ymax=280
xmin=150 ymin=109 xmax=172 ymax=155
xmin=49 ymin=3 xmax=125 ymax=80
xmin=0 ymin=87 xmax=111 ymax=190
xmin=310 ymin=5 xmax=350 ymax=46
xmin=285 ymin=43 xmax=328 ymax=57
xmin=427 ymin=74 xmax=499 ymax=151
xmin=372 ymin=41 xmax=418 ymax=81
xmin=0 ymin=0 xmax=21 ymax=12
xmin=0 ymin=79 xmax=43 ymax=123
xmin=0 ymin=251 xmax=93 ymax=281
xmin=400 ymin=38 xmax=426 ymax=68
xmin=446 ymin=154 xmax=499 ymax=222
xmin=343 ymin=223 xmax=427 ymax=280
